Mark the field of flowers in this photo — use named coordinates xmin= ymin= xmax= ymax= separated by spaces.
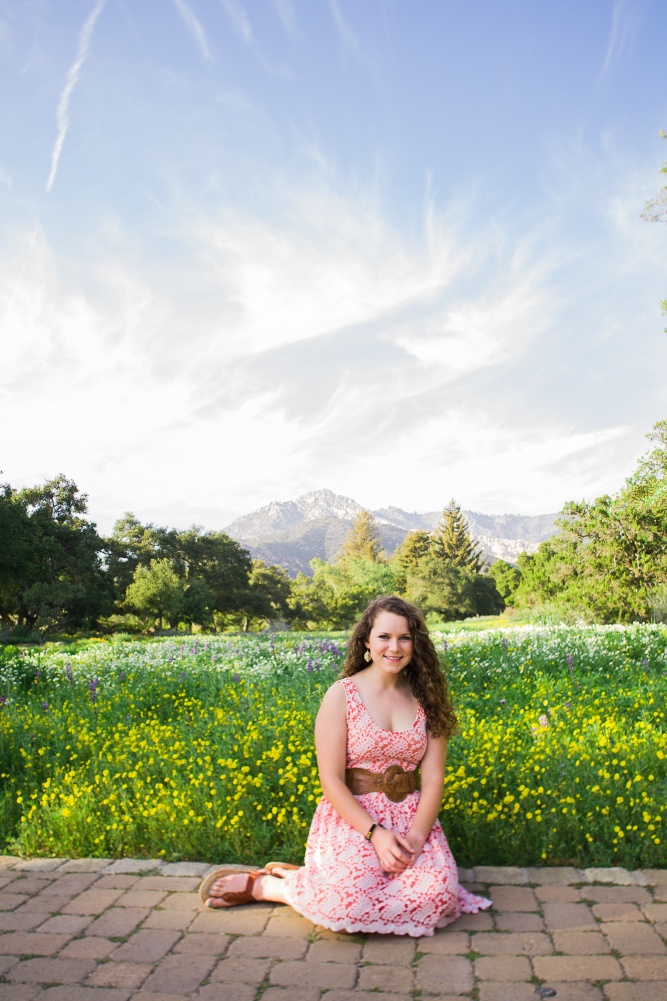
xmin=1 ymin=625 xmax=666 ymax=868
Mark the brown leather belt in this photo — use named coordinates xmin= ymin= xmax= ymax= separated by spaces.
xmin=345 ymin=764 xmax=420 ymax=803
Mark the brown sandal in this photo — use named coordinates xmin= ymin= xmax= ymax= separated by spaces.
xmin=264 ymin=861 xmax=300 ymax=877
xmin=198 ymin=867 xmax=265 ymax=907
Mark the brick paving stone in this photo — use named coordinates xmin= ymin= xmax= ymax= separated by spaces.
xmin=209 ymin=956 xmax=272 ymax=985
xmin=0 ymin=986 xmax=41 ymax=1001
xmin=474 ymin=955 xmax=532 ymax=980
xmin=173 ymin=932 xmax=230 ymax=955
xmin=60 ymin=937 xmax=117 ymax=960
xmin=114 ymin=889 xmax=168 ymax=909
xmin=261 ymin=990 xmax=322 ymax=1001
xmin=39 ymin=989 xmax=132 ymax=1001
xmin=142 ymin=953 xmax=217 ymax=993
xmin=452 ymin=910 xmax=494 ymax=930
xmin=0 ymin=931 xmax=72 ymax=954
xmin=604 ymin=985 xmax=667 ymax=1001
xmin=583 ymin=885 xmax=652 ymax=904
xmin=103 ymin=859 xmax=164 ymax=875
xmin=136 ymin=876 xmax=200 ymax=892
xmin=39 ymin=874 xmax=99 ymax=897
xmin=414 ymin=931 xmax=470 ymax=954
xmin=8 ymin=956 xmax=97 ymax=983
xmin=414 ymin=953 xmax=474 ymax=994
xmin=603 ymin=921 xmax=667 ymax=954
xmin=535 ymin=884 xmax=582 ymax=902
xmin=0 ymin=906 xmax=45 ymax=929
xmin=488 ymin=886 xmax=538 ymax=911
xmin=159 ymin=862 xmax=211 ymax=877
xmin=20 ymin=894 xmax=71 ymax=914
xmin=584 ymin=867 xmax=635 ymax=885
xmin=552 ymin=930 xmax=611 ymax=954
xmin=57 ymin=858 xmax=112 ymax=873
xmin=110 ymin=929 xmax=182 ymax=963
xmin=0 ymin=892 xmax=29 ymax=911
xmin=37 ymin=913 xmax=94 ymax=935
xmin=533 ymin=954 xmax=623 ymax=981
xmin=270 ymin=959 xmax=357 ymax=989
xmin=264 ymin=909 xmax=316 ymax=938
xmin=10 ymin=876 xmax=53 ymax=895
xmin=323 ymin=993 xmax=414 ymax=1001
xmin=473 ymin=931 xmax=553 ymax=955
xmin=189 ymin=905 xmax=272 ymax=935
xmin=158 ymin=891 xmax=199 ymax=910
xmin=643 ymin=903 xmax=667 ymax=922
xmin=478 ymin=982 xmax=539 ymax=1001
xmin=621 ymin=955 xmax=667 ymax=979
xmin=227 ymin=935 xmax=307 ymax=960
xmin=638 ymin=870 xmax=667 ymax=887
xmin=62 ymin=888 xmax=125 ymax=914
xmin=463 ymin=882 xmax=487 ymax=893
xmin=195 ymin=985 xmax=256 ymax=1001
xmin=542 ymin=901 xmax=598 ymax=931
xmin=593 ymin=902 xmax=645 ymax=922
xmin=526 ymin=866 xmax=585 ymax=885
xmin=474 ymin=866 xmax=527 ymax=885
xmin=0 ymin=954 xmax=18 ymax=973
xmin=94 ymin=875 xmax=140 ymax=890
xmin=0 ymin=874 xmax=18 ymax=888
xmin=494 ymin=912 xmax=544 ymax=932
xmin=0 ymin=856 xmax=22 ymax=868
xmin=358 ymin=963 xmax=413 ymax=992
xmin=363 ymin=934 xmax=415 ymax=964
xmin=306 ymin=938 xmax=362 ymax=962
xmin=12 ymin=858 xmax=68 ymax=872
xmin=85 ymin=906 xmax=149 ymax=938
xmin=142 ymin=909 xmax=196 ymax=930
xmin=85 ymin=960 xmax=153 ymax=989
xmin=133 ymin=994 xmax=191 ymax=1001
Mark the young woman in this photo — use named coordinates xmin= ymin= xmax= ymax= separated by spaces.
xmin=198 ymin=595 xmax=491 ymax=936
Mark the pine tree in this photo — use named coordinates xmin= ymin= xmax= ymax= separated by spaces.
xmin=339 ymin=509 xmax=384 ymax=562
xmin=431 ymin=499 xmax=485 ymax=573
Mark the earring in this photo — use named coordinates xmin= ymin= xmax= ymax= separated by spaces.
xmin=363 ymin=650 xmax=372 ymax=663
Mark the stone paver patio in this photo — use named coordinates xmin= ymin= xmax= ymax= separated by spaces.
xmin=1 ymin=856 xmax=666 ymax=1001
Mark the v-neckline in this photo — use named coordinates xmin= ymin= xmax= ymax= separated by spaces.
xmin=345 ymin=678 xmax=420 ymax=733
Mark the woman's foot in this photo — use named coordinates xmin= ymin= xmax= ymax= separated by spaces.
xmin=265 ymin=861 xmax=300 ymax=878
xmin=205 ymin=869 xmax=266 ymax=908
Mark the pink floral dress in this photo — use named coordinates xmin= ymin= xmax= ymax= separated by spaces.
xmin=282 ymin=677 xmax=491 ymax=936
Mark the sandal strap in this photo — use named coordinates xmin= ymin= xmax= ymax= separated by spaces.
xmin=220 ymin=870 xmax=263 ymax=905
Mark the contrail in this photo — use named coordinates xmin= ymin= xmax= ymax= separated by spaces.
xmin=46 ymin=0 xmax=105 ymax=193
xmin=173 ymin=0 xmax=213 ymax=61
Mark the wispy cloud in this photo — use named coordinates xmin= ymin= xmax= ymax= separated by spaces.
xmin=273 ymin=0 xmax=297 ymax=37
xmin=46 ymin=0 xmax=105 ymax=193
xmin=599 ymin=0 xmax=643 ymax=82
xmin=220 ymin=0 xmax=253 ymax=44
xmin=173 ymin=0 xmax=213 ymax=62
xmin=0 ymin=165 xmax=11 ymax=188
xmin=329 ymin=0 xmax=358 ymax=51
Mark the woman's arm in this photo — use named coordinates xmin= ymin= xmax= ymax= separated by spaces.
xmin=315 ymin=683 xmax=413 ymax=873
xmin=405 ymin=732 xmax=447 ymax=861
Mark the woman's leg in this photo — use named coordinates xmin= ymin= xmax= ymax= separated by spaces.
xmin=206 ymin=871 xmax=290 ymax=908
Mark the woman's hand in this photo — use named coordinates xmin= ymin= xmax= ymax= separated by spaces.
xmin=403 ymin=829 xmax=427 ymax=866
xmin=370 ymin=826 xmax=415 ymax=873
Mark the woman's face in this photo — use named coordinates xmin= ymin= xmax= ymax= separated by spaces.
xmin=365 ymin=610 xmax=413 ymax=674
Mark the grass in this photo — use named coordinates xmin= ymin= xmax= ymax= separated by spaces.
xmin=1 ymin=625 xmax=666 ymax=868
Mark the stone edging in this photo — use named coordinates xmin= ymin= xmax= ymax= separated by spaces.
xmin=1 ymin=854 xmax=665 ymax=885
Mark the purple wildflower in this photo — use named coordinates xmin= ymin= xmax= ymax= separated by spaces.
xmin=41 ymin=700 xmax=49 ymax=712
xmin=65 ymin=663 xmax=73 ymax=682
xmin=501 ymin=637 xmax=508 ymax=650
xmin=643 ymin=658 xmax=649 ymax=668
xmin=88 ymin=677 xmax=99 ymax=704
xmin=233 ymin=674 xmax=240 ymax=683
xmin=500 ymin=699 xmax=506 ymax=705
xmin=307 ymin=658 xmax=314 ymax=673
xmin=36 ymin=669 xmax=42 ymax=680
xmin=180 ymin=671 xmax=186 ymax=680
xmin=442 ymin=639 xmax=448 ymax=651
xmin=0 ymin=696 xmax=7 ymax=707
xmin=566 ymin=654 xmax=573 ymax=669
xmin=119 ymin=670 xmax=126 ymax=681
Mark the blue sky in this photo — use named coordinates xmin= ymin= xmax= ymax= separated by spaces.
xmin=1 ymin=0 xmax=665 ymax=534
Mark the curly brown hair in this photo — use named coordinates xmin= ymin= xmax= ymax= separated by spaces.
xmin=342 ymin=595 xmax=457 ymax=739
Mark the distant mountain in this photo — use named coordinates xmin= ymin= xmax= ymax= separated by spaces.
xmin=225 ymin=488 xmax=558 ymax=577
